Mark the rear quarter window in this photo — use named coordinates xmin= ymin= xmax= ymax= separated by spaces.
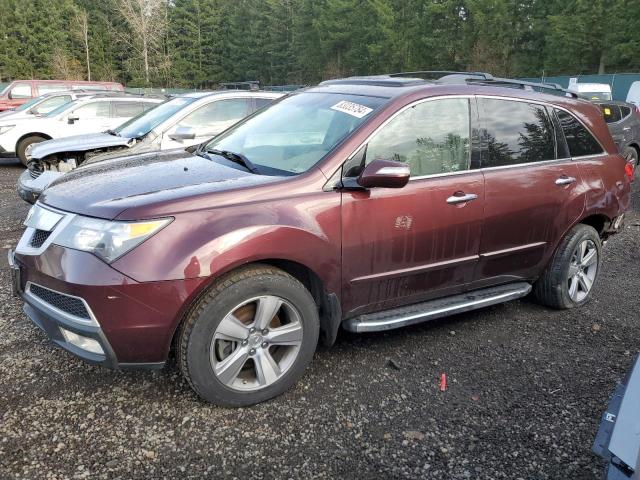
xmin=555 ymin=109 xmax=603 ymax=157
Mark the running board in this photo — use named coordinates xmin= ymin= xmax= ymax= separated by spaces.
xmin=343 ymin=282 xmax=532 ymax=333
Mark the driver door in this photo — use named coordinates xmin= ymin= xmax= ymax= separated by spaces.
xmin=161 ymin=98 xmax=252 ymax=149
xmin=65 ymin=101 xmax=112 ymax=135
xmin=341 ymin=97 xmax=485 ymax=317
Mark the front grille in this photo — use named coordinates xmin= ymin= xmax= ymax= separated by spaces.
xmin=30 ymin=229 xmax=52 ymax=248
xmin=27 ymin=162 xmax=43 ymax=179
xmin=29 ymin=284 xmax=91 ymax=320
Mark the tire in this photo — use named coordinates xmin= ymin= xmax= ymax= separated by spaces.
xmin=533 ymin=224 xmax=602 ymax=309
xmin=177 ymin=264 xmax=319 ymax=407
xmin=623 ymin=146 xmax=638 ymax=168
xmin=16 ymin=135 xmax=46 ymax=166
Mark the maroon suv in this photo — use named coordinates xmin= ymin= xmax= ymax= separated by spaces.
xmin=10 ymin=74 xmax=632 ymax=406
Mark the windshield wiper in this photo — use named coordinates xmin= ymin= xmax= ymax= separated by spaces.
xmin=206 ymin=148 xmax=259 ymax=174
xmin=105 ymin=129 xmax=119 ymax=136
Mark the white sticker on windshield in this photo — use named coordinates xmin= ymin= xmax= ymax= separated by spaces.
xmin=330 ymin=100 xmax=373 ymax=118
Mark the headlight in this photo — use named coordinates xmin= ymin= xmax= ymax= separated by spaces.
xmin=0 ymin=125 xmax=15 ymax=135
xmin=54 ymin=216 xmax=172 ymax=262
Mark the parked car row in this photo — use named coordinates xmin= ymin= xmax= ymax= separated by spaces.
xmin=6 ymin=72 xmax=634 ymax=408
xmin=0 ymin=79 xmax=124 ymax=112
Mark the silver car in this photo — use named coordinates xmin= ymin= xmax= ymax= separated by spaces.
xmin=18 ymin=90 xmax=283 ymax=203
xmin=596 ymin=100 xmax=640 ymax=166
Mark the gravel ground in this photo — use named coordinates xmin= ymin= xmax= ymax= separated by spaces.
xmin=0 ymin=158 xmax=638 ymax=480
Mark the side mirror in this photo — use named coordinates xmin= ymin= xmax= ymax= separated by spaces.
xmin=355 ymin=159 xmax=410 ymax=189
xmin=169 ymin=126 xmax=196 ymax=141
xmin=67 ymin=115 xmax=79 ymax=124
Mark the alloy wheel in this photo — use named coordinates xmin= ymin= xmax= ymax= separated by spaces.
xmin=567 ymin=239 xmax=598 ymax=302
xmin=210 ymin=295 xmax=304 ymax=391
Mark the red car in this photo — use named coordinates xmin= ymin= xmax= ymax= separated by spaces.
xmin=10 ymin=73 xmax=632 ymax=406
xmin=0 ymin=80 xmax=124 ymax=111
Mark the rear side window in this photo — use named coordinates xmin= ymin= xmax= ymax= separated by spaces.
xmin=113 ymin=101 xmax=145 ymax=117
xmin=555 ymin=109 xmax=603 ymax=157
xmin=479 ymin=98 xmax=555 ymax=167
xmin=599 ymin=104 xmax=622 ymax=123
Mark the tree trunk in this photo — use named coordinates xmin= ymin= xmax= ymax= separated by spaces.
xmin=598 ymin=51 xmax=606 ymax=74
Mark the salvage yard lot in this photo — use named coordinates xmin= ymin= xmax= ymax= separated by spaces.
xmin=0 ymin=158 xmax=638 ymax=480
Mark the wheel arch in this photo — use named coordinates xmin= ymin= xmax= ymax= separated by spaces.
xmin=15 ymin=132 xmax=51 ymax=152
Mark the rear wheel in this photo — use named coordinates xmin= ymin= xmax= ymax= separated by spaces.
xmin=16 ymin=135 xmax=46 ymax=166
xmin=177 ymin=265 xmax=319 ymax=407
xmin=533 ymin=224 xmax=601 ymax=309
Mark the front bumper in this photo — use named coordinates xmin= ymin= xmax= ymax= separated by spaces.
xmin=17 ymin=169 xmax=62 ymax=204
xmin=11 ymin=244 xmax=206 ymax=369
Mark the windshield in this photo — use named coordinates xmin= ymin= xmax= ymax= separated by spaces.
xmin=204 ymin=92 xmax=386 ymax=174
xmin=14 ymin=97 xmax=41 ymax=112
xmin=583 ymin=91 xmax=612 ymax=101
xmin=115 ymin=96 xmax=198 ymax=138
xmin=0 ymin=84 xmax=9 ymax=96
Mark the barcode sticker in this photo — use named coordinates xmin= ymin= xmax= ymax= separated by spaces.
xmin=330 ymin=101 xmax=373 ymax=118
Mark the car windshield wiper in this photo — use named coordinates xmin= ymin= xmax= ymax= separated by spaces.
xmin=105 ymin=129 xmax=120 ymax=137
xmin=206 ymin=148 xmax=259 ymax=174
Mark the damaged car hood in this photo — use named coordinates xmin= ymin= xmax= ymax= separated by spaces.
xmin=29 ymin=132 xmax=135 ymax=160
xmin=39 ymin=149 xmax=285 ymax=219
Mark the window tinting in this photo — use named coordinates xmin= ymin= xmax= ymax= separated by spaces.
xmin=599 ymin=104 xmax=621 ymax=123
xmin=555 ymin=109 xmax=603 ymax=157
xmin=254 ymin=98 xmax=274 ymax=110
xmin=480 ymin=98 xmax=555 ymax=167
xmin=363 ymin=98 xmax=471 ymax=177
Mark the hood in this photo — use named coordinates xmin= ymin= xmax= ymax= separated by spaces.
xmin=39 ymin=149 xmax=284 ymax=219
xmin=30 ymin=132 xmax=135 ymax=160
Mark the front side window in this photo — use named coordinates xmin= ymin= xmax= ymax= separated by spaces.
xmin=350 ymin=98 xmax=471 ymax=177
xmin=176 ymin=98 xmax=251 ymax=133
xmin=555 ymin=109 xmax=603 ymax=157
xmin=204 ymin=93 xmax=385 ymax=175
xmin=480 ymin=98 xmax=555 ymax=167
xmin=113 ymin=101 xmax=145 ymax=117
xmin=72 ymin=101 xmax=110 ymax=118
xmin=32 ymin=95 xmax=71 ymax=114
xmin=9 ymin=83 xmax=32 ymax=99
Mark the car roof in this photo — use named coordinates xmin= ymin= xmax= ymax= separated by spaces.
xmin=179 ymin=91 xmax=284 ymax=99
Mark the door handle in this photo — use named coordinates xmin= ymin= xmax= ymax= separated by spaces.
xmin=446 ymin=193 xmax=478 ymax=204
xmin=555 ymin=176 xmax=576 ymax=186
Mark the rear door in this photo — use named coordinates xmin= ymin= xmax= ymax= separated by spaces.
xmin=473 ymin=97 xmax=584 ymax=287
xmin=341 ymin=97 xmax=485 ymax=317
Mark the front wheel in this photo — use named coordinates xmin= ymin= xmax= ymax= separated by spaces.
xmin=16 ymin=135 xmax=47 ymax=166
xmin=533 ymin=224 xmax=601 ymax=309
xmin=177 ymin=265 xmax=319 ymax=407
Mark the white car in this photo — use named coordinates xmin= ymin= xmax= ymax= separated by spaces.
xmin=0 ymin=94 xmax=162 ymax=164
xmin=0 ymin=90 xmax=101 ymax=121
xmin=18 ymin=91 xmax=283 ymax=203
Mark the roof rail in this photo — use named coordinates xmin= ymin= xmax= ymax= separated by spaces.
xmin=389 ymin=70 xmax=495 ymax=81
xmin=389 ymin=70 xmax=579 ymax=98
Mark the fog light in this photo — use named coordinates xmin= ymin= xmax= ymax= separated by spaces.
xmin=59 ymin=327 xmax=104 ymax=355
